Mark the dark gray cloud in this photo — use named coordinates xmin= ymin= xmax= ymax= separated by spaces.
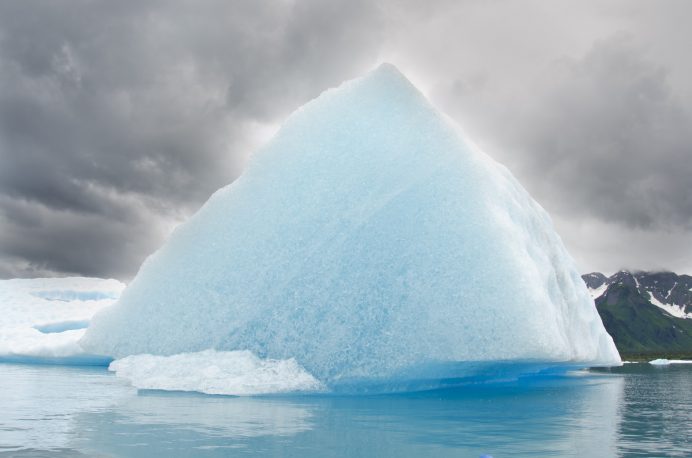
xmin=0 ymin=0 xmax=384 ymax=279
xmin=1 ymin=0 xmax=691 ymax=279
xmin=436 ymin=34 xmax=692 ymax=229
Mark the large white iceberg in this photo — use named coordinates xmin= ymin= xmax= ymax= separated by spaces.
xmin=82 ymin=64 xmax=620 ymax=390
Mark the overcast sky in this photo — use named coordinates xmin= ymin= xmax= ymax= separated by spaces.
xmin=1 ymin=0 xmax=690 ymax=280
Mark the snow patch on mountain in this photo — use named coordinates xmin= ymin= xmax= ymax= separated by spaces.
xmin=584 ymin=271 xmax=692 ymax=319
xmin=647 ymin=294 xmax=692 ymax=319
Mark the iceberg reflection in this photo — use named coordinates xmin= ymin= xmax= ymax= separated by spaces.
xmin=68 ymin=372 xmax=625 ymax=457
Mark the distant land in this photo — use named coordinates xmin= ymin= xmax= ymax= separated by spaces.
xmin=582 ymin=271 xmax=692 ymax=361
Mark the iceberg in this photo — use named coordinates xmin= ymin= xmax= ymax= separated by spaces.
xmin=0 ymin=277 xmax=124 ymax=364
xmin=82 ymin=64 xmax=620 ymax=391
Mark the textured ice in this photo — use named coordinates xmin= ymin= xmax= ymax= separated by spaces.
xmin=109 ymin=350 xmax=324 ymax=395
xmin=0 ymin=277 xmax=124 ymax=364
xmin=82 ymin=64 xmax=620 ymax=389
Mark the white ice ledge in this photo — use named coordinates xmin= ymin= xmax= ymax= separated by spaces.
xmin=109 ymin=350 xmax=326 ymax=396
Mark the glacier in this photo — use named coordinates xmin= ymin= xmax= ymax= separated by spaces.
xmin=0 ymin=277 xmax=124 ymax=364
xmin=82 ymin=63 xmax=620 ymax=392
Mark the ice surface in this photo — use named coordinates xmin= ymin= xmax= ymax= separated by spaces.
xmin=109 ymin=350 xmax=324 ymax=395
xmin=0 ymin=277 xmax=124 ymax=364
xmin=82 ymin=63 xmax=620 ymax=390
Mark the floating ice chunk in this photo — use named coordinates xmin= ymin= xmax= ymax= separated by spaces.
xmin=109 ymin=350 xmax=325 ymax=395
xmin=82 ymin=64 xmax=620 ymax=389
xmin=649 ymin=359 xmax=692 ymax=365
xmin=0 ymin=277 xmax=124 ymax=364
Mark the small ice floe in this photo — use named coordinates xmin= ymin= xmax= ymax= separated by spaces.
xmin=649 ymin=358 xmax=692 ymax=366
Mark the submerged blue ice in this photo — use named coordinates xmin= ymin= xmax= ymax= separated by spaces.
xmin=81 ymin=64 xmax=620 ymax=390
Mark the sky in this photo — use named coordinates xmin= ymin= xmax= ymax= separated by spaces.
xmin=1 ymin=0 xmax=691 ymax=281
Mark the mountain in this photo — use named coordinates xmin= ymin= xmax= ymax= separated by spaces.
xmin=582 ymin=271 xmax=692 ymax=358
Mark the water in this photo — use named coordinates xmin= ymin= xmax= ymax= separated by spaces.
xmin=0 ymin=364 xmax=690 ymax=457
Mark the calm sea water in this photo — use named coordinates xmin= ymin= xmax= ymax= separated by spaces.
xmin=0 ymin=363 xmax=690 ymax=457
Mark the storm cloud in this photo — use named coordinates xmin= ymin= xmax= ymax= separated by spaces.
xmin=0 ymin=0 xmax=384 ymax=278
xmin=1 ymin=0 xmax=691 ymax=279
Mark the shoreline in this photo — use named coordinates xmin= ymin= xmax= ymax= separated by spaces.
xmin=616 ymin=352 xmax=692 ymax=363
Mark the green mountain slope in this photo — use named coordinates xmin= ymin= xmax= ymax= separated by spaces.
xmin=595 ymin=282 xmax=692 ymax=356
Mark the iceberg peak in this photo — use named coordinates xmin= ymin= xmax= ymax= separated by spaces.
xmin=366 ymin=62 xmax=410 ymax=84
xmin=82 ymin=66 xmax=620 ymax=392
xmin=352 ymin=63 xmax=427 ymax=108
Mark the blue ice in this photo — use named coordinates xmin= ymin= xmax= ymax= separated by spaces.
xmin=81 ymin=64 xmax=619 ymax=392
